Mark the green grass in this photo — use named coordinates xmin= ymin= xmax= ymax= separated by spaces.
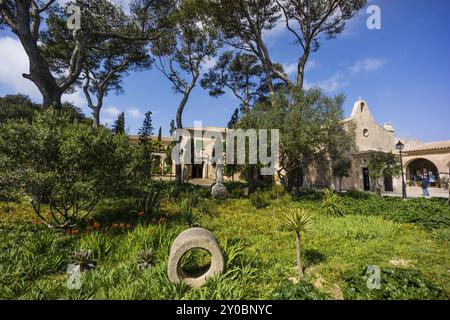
xmin=0 ymin=190 xmax=449 ymax=300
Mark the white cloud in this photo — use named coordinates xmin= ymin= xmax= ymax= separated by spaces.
xmin=283 ymin=63 xmax=297 ymax=76
xmin=263 ymin=19 xmax=287 ymax=40
xmin=350 ymin=58 xmax=386 ymax=74
xmin=305 ymin=74 xmax=349 ymax=93
xmin=127 ymin=107 xmax=143 ymax=119
xmin=201 ymin=56 xmax=217 ymax=73
xmin=0 ymin=37 xmax=41 ymax=100
xmin=104 ymin=106 xmax=122 ymax=117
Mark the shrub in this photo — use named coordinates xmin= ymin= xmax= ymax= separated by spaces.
xmin=78 ymin=232 xmax=113 ymax=262
xmin=342 ymin=266 xmax=448 ymax=300
xmin=249 ymin=190 xmax=270 ymax=209
xmin=321 ymin=189 xmax=346 ymax=216
xmin=268 ymin=184 xmax=286 ymax=200
xmin=180 ymin=198 xmax=199 ymax=227
xmin=271 ymin=281 xmax=330 ymax=300
xmin=70 ymin=249 xmax=96 ymax=271
xmin=0 ymin=111 xmax=134 ymax=229
xmin=131 ymin=186 xmax=162 ymax=220
xmin=136 ymin=248 xmax=156 ymax=270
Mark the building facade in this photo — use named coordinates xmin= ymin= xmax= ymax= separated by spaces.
xmin=147 ymin=99 xmax=450 ymax=193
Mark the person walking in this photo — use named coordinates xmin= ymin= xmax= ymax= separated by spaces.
xmin=421 ymin=174 xmax=431 ymax=197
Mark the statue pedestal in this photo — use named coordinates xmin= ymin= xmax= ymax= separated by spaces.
xmin=211 ymin=164 xmax=228 ymax=198
xmin=211 ymin=183 xmax=228 ymax=198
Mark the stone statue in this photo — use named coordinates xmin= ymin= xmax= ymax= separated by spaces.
xmin=211 ymin=163 xmax=228 ymax=198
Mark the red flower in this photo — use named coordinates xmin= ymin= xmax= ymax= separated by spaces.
xmin=119 ymin=223 xmax=125 ymax=229
xmin=112 ymin=223 xmax=119 ymax=229
xmin=138 ymin=211 xmax=145 ymax=217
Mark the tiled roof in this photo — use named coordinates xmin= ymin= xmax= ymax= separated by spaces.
xmin=405 ymin=140 xmax=450 ymax=152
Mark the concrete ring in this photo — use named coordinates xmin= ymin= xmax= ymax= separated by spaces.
xmin=167 ymin=228 xmax=224 ymax=288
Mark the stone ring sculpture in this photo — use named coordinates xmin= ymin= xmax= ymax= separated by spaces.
xmin=168 ymin=228 xmax=224 ymax=288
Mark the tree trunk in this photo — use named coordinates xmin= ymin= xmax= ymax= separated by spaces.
xmin=295 ymin=232 xmax=304 ymax=279
xmin=296 ymin=50 xmax=310 ymax=92
xmin=92 ymin=107 xmax=100 ymax=128
xmin=247 ymin=165 xmax=255 ymax=194
xmin=339 ymin=177 xmax=343 ymax=193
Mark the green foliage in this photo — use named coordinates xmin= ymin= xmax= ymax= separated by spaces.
xmin=281 ymin=208 xmax=313 ymax=234
xmin=70 ymin=249 xmax=96 ymax=271
xmin=249 ymin=190 xmax=270 ymax=209
xmin=342 ymin=195 xmax=450 ymax=230
xmin=136 ymin=248 xmax=156 ymax=270
xmin=342 ymin=266 xmax=448 ymax=300
xmin=321 ymin=189 xmax=347 ymax=217
xmin=78 ymin=232 xmax=113 ymax=262
xmin=112 ymin=112 xmax=126 ymax=134
xmin=271 ymin=281 xmax=330 ymax=300
xmin=240 ymin=88 xmax=354 ymax=194
xmin=180 ymin=197 xmax=199 ymax=228
xmin=131 ymin=187 xmax=162 ymax=220
xmin=0 ymin=110 xmax=133 ymax=228
xmin=367 ymin=151 xmax=402 ymax=192
xmin=268 ymin=184 xmax=287 ymax=200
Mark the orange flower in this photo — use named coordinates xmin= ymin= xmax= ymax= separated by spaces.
xmin=112 ymin=223 xmax=119 ymax=229
xmin=137 ymin=211 xmax=145 ymax=217
xmin=158 ymin=217 xmax=167 ymax=224
xmin=92 ymin=222 xmax=101 ymax=229
xmin=119 ymin=223 xmax=125 ymax=229
xmin=72 ymin=230 xmax=80 ymax=235
xmin=126 ymin=224 xmax=132 ymax=229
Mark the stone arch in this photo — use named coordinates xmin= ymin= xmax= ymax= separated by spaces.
xmin=405 ymin=157 xmax=440 ymax=187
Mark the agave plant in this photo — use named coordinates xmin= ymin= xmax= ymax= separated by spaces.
xmin=131 ymin=187 xmax=162 ymax=219
xmin=136 ymin=248 xmax=156 ymax=270
xmin=321 ymin=189 xmax=346 ymax=217
xmin=70 ymin=249 xmax=96 ymax=271
xmin=180 ymin=197 xmax=199 ymax=228
xmin=281 ymin=208 xmax=313 ymax=279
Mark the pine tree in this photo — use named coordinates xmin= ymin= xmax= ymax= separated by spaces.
xmin=134 ymin=111 xmax=154 ymax=186
xmin=112 ymin=112 xmax=125 ymax=134
xmin=227 ymin=108 xmax=239 ymax=129
xmin=157 ymin=127 xmax=162 ymax=141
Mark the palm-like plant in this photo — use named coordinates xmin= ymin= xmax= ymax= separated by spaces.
xmin=281 ymin=208 xmax=313 ymax=279
xmin=321 ymin=189 xmax=346 ymax=217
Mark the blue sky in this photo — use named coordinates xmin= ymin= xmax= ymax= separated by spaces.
xmin=0 ymin=0 xmax=449 ymax=142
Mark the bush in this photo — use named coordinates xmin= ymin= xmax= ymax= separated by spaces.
xmin=268 ymin=184 xmax=286 ymax=200
xmin=249 ymin=190 xmax=270 ymax=209
xmin=271 ymin=281 xmax=330 ymax=300
xmin=321 ymin=189 xmax=346 ymax=216
xmin=0 ymin=111 xmax=134 ymax=229
xmin=342 ymin=195 xmax=450 ymax=230
xmin=342 ymin=266 xmax=448 ymax=300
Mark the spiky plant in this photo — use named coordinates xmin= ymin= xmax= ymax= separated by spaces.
xmin=321 ymin=189 xmax=346 ymax=216
xmin=180 ymin=198 xmax=199 ymax=228
xmin=281 ymin=208 xmax=313 ymax=279
xmin=136 ymin=248 xmax=156 ymax=270
xmin=70 ymin=249 xmax=96 ymax=271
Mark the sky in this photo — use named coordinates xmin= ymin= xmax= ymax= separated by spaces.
xmin=0 ymin=0 xmax=449 ymax=142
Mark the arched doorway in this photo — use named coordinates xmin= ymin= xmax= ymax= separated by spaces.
xmin=406 ymin=158 xmax=440 ymax=187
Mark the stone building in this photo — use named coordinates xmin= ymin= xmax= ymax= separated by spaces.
xmin=145 ymin=98 xmax=450 ymax=194
xmin=335 ymin=99 xmax=450 ymax=194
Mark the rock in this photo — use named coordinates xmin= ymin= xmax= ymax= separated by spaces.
xmin=167 ymin=228 xmax=224 ymax=288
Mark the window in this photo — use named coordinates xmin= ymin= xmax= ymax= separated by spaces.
xmin=363 ymin=129 xmax=369 ymax=137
